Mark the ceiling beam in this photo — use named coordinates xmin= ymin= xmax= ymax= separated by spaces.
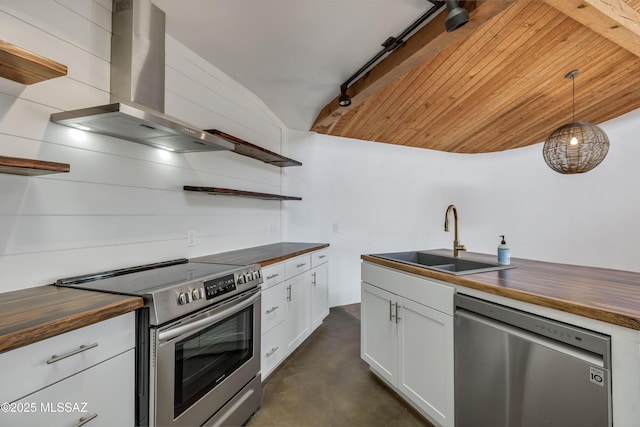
xmin=542 ymin=0 xmax=640 ymax=58
xmin=310 ymin=0 xmax=511 ymax=134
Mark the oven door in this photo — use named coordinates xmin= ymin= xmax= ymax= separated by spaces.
xmin=152 ymin=288 xmax=261 ymax=427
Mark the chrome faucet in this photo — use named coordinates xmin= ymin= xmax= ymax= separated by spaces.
xmin=444 ymin=204 xmax=467 ymax=258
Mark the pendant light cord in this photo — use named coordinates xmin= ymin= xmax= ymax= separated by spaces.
xmin=572 ymin=75 xmax=576 ymax=123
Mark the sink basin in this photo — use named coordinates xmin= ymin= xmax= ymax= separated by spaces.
xmin=370 ymin=250 xmax=515 ymax=275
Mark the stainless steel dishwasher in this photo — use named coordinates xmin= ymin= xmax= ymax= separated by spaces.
xmin=455 ymin=294 xmax=612 ymax=427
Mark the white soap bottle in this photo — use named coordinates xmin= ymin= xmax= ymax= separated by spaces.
xmin=498 ymin=235 xmax=510 ymax=265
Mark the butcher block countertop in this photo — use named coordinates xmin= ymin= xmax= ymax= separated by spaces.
xmin=192 ymin=242 xmax=329 ymax=266
xmin=362 ymin=249 xmax=640 ymax=330
xmin=0 ymin=285 xmax=143 ymax=353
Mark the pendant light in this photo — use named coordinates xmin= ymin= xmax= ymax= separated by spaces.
xmin=542 ymin=70 xmax=609 ymax=174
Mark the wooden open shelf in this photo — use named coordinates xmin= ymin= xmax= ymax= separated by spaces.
xmin=184 ymin=186 xmax=301 ymax=201
xmin=0 ymin=156 xmax=70 ymax=176
xmin=205 ymin=130 xmax=302 ymax=167
xmin=0 ymin=40 xmax=68 ymax=85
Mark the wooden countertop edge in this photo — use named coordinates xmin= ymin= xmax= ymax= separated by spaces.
xmin=0 ymin=296 xmax=143 ymax=353
xmin=361 ymin=255 xmax=640 ymax=330
xmin=258 ymin=243 xmax=330 ymax=266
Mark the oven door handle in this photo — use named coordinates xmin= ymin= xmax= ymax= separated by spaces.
xmin=158 ymin=289 xmax=261 ymax=342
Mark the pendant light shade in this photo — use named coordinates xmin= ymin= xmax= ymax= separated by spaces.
xmin=543 ymin=70 xmax=609 ymax=174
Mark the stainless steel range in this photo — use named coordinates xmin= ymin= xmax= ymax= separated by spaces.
xmin=57 ymin=259 xmax=263 ymax=427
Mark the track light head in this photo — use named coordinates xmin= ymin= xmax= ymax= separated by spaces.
xmin=338 ymin=92 xmax=352 ymax=107
xmin=445 ymin=0 xmax=470 ymax=32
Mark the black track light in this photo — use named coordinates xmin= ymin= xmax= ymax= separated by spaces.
xmin=445 ymin=0 xmax=469 ymax=32
xmin=338 ymin=91 xmax=352 ymax=107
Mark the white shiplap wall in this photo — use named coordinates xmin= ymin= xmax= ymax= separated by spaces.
xmin=0 ymin=0 xmax=286 ymax=292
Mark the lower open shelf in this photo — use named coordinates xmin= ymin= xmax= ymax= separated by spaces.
xmin=184 ymin=186 xmax=301 ymax=201
xmin=0 ymin=156 xmax=70 ymax=176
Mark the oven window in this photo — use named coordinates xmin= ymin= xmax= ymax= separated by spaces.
xmin=174 ymin=306 xmax=253 ymax=418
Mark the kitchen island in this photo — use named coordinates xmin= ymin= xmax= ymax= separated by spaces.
xmin=361 ymin=249 xmax=640 ymax=427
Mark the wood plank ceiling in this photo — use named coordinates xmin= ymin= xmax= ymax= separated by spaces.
xmin=311 ymin=0 xmax=640 ymax=153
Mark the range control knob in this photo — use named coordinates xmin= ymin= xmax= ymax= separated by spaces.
xmin=177 ymin=292 xmax=191 ymax=305
xmin=191 ymin=288 xmax=202 ymax=301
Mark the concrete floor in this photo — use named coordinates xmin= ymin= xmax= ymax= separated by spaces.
xmin=247 ymin=306 xmax=433 ymax=427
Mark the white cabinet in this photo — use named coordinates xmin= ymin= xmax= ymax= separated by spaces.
xmin=0 ymin=312 xmax=136 ymax=427
xmin=285 ymin=270 xmax=311 ymax=353
xmin=361 ymin=282 xmax=397 ymax=384
xmin=260 ymin=248 xmax=329 ymax=380
xmin=310 ymin=250 xmax=329 ymax=330
xmin=361 ymin=262 xmax=454 ymax=427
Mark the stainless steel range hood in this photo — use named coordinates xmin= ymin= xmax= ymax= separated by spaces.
xmin=50 ymin=0 xmax=233 ymax=153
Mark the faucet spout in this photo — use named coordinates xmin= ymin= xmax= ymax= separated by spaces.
xmin=444 ymin=204 xmax=467 ymax=257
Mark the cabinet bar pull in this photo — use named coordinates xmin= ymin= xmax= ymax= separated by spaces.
xmin=47 ymin=343 xmax=98 ymax=364
xmin=395 ymin=304 xmax=401 ymax=324
xmin=266 ymin=305 xmax=280 ymax=314
xmin=296 ymin=263 xmax=306 ymax=268
xmin=266 ymin=347 xmax=279 ymax=357
xmin=74 ymin=413 xmax=98 ymax=427
xmin=287 ymin=285 xmax=292 ymax=302
xmin=312 ymin=272 xmax=317 ymax=286
xmin=266 ymin=273 xmax=280 ymax=280
xmin=389 ymin=301 xmax=395 ymax=321
xmin=319 ymin=255 xmax=326 ymax=259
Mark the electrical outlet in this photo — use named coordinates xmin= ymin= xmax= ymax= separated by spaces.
xmin=187 ymin=230 xmax=196 ymax=247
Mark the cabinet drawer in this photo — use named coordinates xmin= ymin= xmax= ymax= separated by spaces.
xmin=311 ymin=250 xmax=329 ymax=267
xmin=285 ymin=254 xmax=311 ymax=279
xmin=0 ymin=312 xmax=135 ymax=404
xmin=262 ymin=263 xmax=285 ymax=289
xmin=261 ymin=323 xmax=286 ymax=380
xmin=261 ymin=283 xmax=285 ymax=334
xmin=362 ymin=263 xmax=454 ymax=315
xmin=3 ymin=349 xmax=135 ymax=426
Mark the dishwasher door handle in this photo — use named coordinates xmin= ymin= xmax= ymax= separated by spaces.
xmin=456 ymin=309 xmax=606 ymax=368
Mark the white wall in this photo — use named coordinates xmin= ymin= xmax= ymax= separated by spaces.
xmin=0 ymin=0 xmax=287 ymax=292
xmin=284 ymin=109 xmax=640 ymax=307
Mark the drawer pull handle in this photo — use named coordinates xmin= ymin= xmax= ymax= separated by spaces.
xmin=296 ymin=263 xmax=306 ymax=268
xmin=266 ymin=347 xmax=279 ymax=357
xmin=266 ymin=273 xmax=280 ymax=280
xmin=47 ymin=343 xmax=98 ymax=364
xmin=319 ymin=255 xmax=326 ymax=259
xmin=266 ymin=305 xmax=280 ymax=314
xmin=74 ymin=413 xmax=98 ymax=427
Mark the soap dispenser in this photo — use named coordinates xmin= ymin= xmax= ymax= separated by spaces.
xmin=498 ymin=235 xmax=510 ymax=265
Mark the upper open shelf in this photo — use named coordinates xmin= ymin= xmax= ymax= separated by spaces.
xmin=205 ymin=130 xmax=302 ymax=167
xmin=0 ymin=40 xmax=68 ymax=85
xmin=0 ymin=156 xmax=70 ymax=176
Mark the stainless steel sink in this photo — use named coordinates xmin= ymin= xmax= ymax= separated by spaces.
xmin=370 ymin=250 xmax=515 ymax=275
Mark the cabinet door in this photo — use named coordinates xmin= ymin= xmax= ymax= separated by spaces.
xmin=361 ymin=282 xmax=397 ymax=385
xmin=4 ymin=350 xmax=135 ymax=427
xmin=310 ymin=262 xmax=329 ymax=331
xmin=284 ymin=270 xmax=311 ymax=353
xmin=397 ymin=297 xmax=454 ymax=427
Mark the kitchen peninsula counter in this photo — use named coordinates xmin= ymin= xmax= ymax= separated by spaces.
xmin=0 ymin=285 xmax=143 ymax=353
xmin=362 ymin=249 xmax=640 ymax=330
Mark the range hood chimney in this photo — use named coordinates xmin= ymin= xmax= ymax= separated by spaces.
xmin=50 ymin=0 xmax=234 ymax=153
